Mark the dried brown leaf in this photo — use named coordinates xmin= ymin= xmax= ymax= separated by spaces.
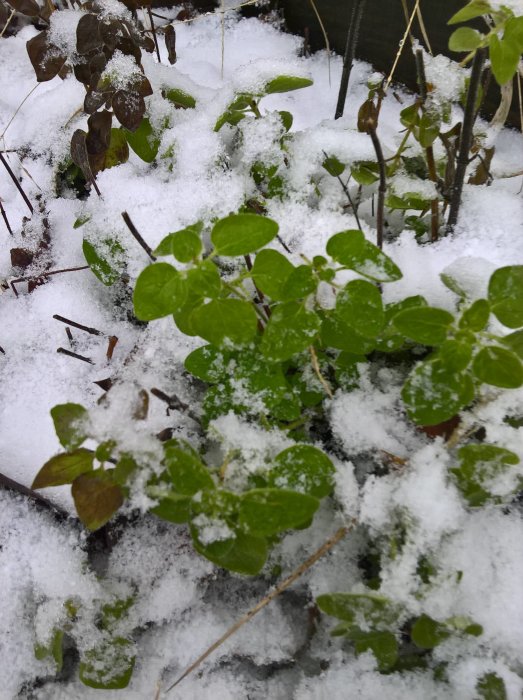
xmin=76 ymin=13 xmax=102 ymax=54
xmin=26 ymin=31 xmax=67 ymax=82
xmin=72 ymin=471 xmax=124 ymax=530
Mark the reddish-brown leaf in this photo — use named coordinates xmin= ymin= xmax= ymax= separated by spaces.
xmin=86 ymin=109 xmax=112 ymax=156
xmin=164 ymin=25 xmax=177 ymax=65
xmin=10 ymin=247 xmax=34 ymax=268
xmin=26 ymin=32 xmax=67 ymax=82
xmin=72 ymin=471 xmax=124 ymax=531
xmin=76 ymin=13 xmax=102 ymax=55
xmin=112 ymin=90 xmax=145 ymax=132
xmin=5 ymin=0 xmax=39 ymax=17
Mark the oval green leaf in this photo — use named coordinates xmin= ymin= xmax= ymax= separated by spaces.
xmin=191 ymin=298 xmax=258 ymax=347
xmin=472 ymin=346 xmax=523 ymax=388
xmin=133 ymin=263 xmax=187 ymax=320
xmin=336 ymin=280 xmax=385 ymax=338
xmin=211 ymin=214 xmax=278 ymax=256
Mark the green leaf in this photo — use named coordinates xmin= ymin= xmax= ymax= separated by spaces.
xmin=440 ymin=271 xmax=468 ymax=298
xmin=35 ymin=628 xmax=64 ymax=671
xmin=336 ymin=280 xmax=385 ymax=338
xmin=211 ymin=214 xmax=278 ymax=256
xmin=438 ymin=339 xmax=473 ymax=372
xmin=184 ymin=259 xmax=222 ymax=300
xmin=418 ymin=111 xmax=441 ymax=147
xmin=239 ymin=488 xmax=319 ymax=536
xmin=79 ymin=638 xmax=135 ymax=689
xmin=335 ymin=351 xmax=365 ymax=389
xmin=476 ymin=673 xmax=508 ymax=700
xmin=83 ymin=238 xmax=125 ymax=286
xmin=133 ymin=263 xmax=187 ymax=321
xmin=32 ymin=448 xmax=94 ymax=489
xmin=501 ymin=329 xmax=523 ymax=359
xmin=316 ymin=592 xmax=398 ymax=626
xmin=279 ymin=110 xmax=293 ymax=131
xmin=393 ymin=307 xmax=454 ymax=345
xmin=347 ymin=628 xmax=398 ymax=671
xmin=351 ymin=161 xmax=379 ymax=185
xmin=402 ymin=359 xmax=474 ymax=425
xmin=102 ymin=128 xmax=129 ymax=170
xmin=327 ymin=230 xmax=402 ymax=283
xmin=124 ymin=118 xmax=159 ymax=163
xmin=193 ymin=529 xmax=268 ymax=575
xmin=50 ymin=403 xmax=88 ymax=450
xmin=448 ymin=0 xmax=492 ymax=24
xmin=267 ymin=444 xmax=335 ymax=498
xmin=260 ymin=302 xmax=320 ymax=361
xmin=214 ymin=109 xmax=246 ymax=132
xmin=184 ymin=344 xmax=230 ymax=382
xmin=71 ymin=471 xmax=124 ymax=531
xmin=191 ymin=298 xmax=258 ymax=347
xmin=320 ymin=315 xmax=376 ymax=354
xmin=489 ymin=34 xmax=521 ymax=86
xmin=251 ymin=248 xmax=294 ymax=300
xmin=153 ymin=494 xmax=192 ymax=523
xmin=411 ymin=615 xmax=450 ymax=649
xmin=154 ymin=223 xmax=203 ymax=261
xmin=164 ymin=87 xmax=196 ymax=109
xmin=472 ymin=346 xmax=523 ymax=388
xmin=459 ymin=299 xmax=490 ymax=331
xmin=452 ymin=443 xmax=520 ymax=507
xmin=281 ymin=265 xmax=317 ymax=300
xmin=163 ymin=439 xmax=215 ymax=495
xmin=73 ymin=214 xmax=91 ymax=229
xmin=386 ymin=193 xmax=430 ymax=211
xmin=322 ymin=155 xmax=345 ymax=177
xmin=264 ymin=75 xmax=313 ymax=94
xmin=504 ymin=16 xmax=523 ymax=51
xmin=488 ymin=266 xmax=523 ymax=327
xmin=449 ymin=27 xmax=484 ymax=51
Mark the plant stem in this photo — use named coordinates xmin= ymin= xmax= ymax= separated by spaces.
xmin=0 ymin=471 xmax=70 ymax=520
xmin=53 ymin=314 xmax=103 ymax=336
xmin=446 ymin=48 xmax=487 ymax=234
xmin=335 ymin=0 xmax=367 ymax=119
xmin=367 ymin=125 xmax=386 ymax=249
xmin=415 ymin=49 xmax=439 ymax=242
xmin=121 ymin=211 xmax=157 ymax=261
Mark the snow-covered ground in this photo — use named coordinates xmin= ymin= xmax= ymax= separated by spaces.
xmin=1 ymin=3 xmax=523 ymax=698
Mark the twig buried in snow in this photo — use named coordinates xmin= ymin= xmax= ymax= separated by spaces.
xmin=163 ymin=522 xmax=356 ymax=694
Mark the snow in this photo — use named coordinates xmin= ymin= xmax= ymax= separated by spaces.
xmin=0 ymin=3 xmax=523 ymax=699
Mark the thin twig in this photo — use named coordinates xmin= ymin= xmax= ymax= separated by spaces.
xmin=121 ymin=211 xmax=157 ymax=261
xmin=53 ymin=314 xmax=103 ymax=336
xmin=415 ymin=49 xmax=439 ymax=242
xmin=0 ymin=84 xmax=39 ymax=141
xmin=147 ymin=6 xmax=162 ymax=63
xmin=10 ymin=266 xmax=89 ymax=296
xmin=57 ymin=347 xmax=94 ymax=364
xmin=334 ymin=0 xmax=366 ymax=119
xmin=150 ymin=387 xmax=201 ymax=425
xmin=446 ymin=48 xmax=487 ymax=233
xmin=385 ymin=0 xmax=420 ymax=92
xmin=0 ymin=7 xmax=15 ymax=38
xmin=322 ymin=150 xmax=362 ymax=230
xmin=0 ymin=151 xmax=33 ymax=214
xmin=164 ymin=523 xmax=355 ymax=693
xmin=308 ymin=0 xmax=331 ymax=86
xmin=309 ymin=346 xmax=333 ymax=399
xmin=0 ymin=198 xmax=13 ymax=235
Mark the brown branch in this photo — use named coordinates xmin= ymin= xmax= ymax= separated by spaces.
xmin=0 ymin=151 xmax=33 ymax=214
xmin=57 ymin=347 xmax=94 ymax=364
xmin=0 ymin=198 xmax=13 ymax=235
xmin=147 ymin=6 xmax=162 ymax=63
xmin=121 ymin=211 xmax=157 ymax=261
xmin=0 ymin=471 xmax=70 ymax=520
xmin=53 ymin=314 xmax=103 ymax=336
